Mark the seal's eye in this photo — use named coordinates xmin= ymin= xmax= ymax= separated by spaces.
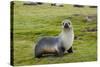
xmin=68 ymin=22 xmax=70 ymax=25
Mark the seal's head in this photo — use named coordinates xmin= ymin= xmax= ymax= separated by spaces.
xmin=62 ymin=20 xmax=72 ymax=30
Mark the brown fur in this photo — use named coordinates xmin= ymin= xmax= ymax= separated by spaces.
xmin=42 ymin=48 xmax=56 ymax=53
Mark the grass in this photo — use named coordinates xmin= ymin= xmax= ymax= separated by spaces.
xmin=12 ymin=1 xmax=97 ymax=66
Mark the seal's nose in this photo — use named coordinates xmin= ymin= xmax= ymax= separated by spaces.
xmin=64 ymin=23 xmax=69 ymax=28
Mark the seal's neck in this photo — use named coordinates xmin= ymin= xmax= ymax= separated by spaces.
xmin=63 ymin=27 xmax=73 ymax=33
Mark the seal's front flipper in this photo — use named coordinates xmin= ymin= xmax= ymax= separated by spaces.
xmin=67 ymin=47 xmax=73 ymax=53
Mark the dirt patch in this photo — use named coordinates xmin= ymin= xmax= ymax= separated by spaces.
xmin=82 ymin=27 xmax=97 ymax=32
xmin=84 ymin=14 xmax=97 ymax=22
xmin=86 ymin=28 xmax=97 ymax=32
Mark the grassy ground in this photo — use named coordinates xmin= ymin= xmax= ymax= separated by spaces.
xmin=12 ymin=1 xmax=97 ymax=66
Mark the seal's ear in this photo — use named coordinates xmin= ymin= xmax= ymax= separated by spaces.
xmin=63 ymin=22 xmax=64 ymax=25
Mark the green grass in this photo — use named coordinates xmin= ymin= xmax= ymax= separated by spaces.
xmin=12 ymin=1 xmax=97 ymax=66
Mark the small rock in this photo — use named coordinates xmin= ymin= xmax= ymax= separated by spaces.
xmin=51 ymin=3 xmax=64 ymax=7
xmin=23 ymin=1 xmax=37 ymax=5
xmin=89 ymin=6 xmax=97 ymax=8
xmin=73 ymin=5 xmax=84 ymax=8
xmin=37 ymin=2 xmax=43 ymax=5
xmin=84 ymin=14 xmax=97 ymax=22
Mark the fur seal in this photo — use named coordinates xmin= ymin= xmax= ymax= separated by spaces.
xmin=34 ymin=19 xmax=74 ymax=58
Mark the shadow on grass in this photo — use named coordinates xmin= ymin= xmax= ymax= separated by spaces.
xmin=34 ymin=52 xmax=74 ymax=59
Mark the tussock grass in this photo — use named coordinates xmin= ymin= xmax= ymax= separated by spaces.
xmin=12 ymin=1 xmax=97 ymax=66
